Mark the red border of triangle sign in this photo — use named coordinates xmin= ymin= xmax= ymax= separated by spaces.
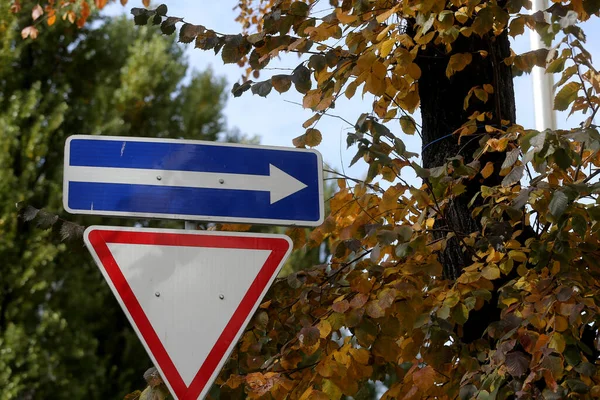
xmin=85 ymin=226 xmax=292 ymax=400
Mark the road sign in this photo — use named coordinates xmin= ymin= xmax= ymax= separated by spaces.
xmin=84 ymin=226 xmax=292 ymax=400
xmin=64 ymin=135 xmax=324 ymax=226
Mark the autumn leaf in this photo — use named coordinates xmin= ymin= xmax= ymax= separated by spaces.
xmin=481 ymin=161 xmax=494 ymax=178
xmin=400 ymin=116 xmax=417 ymax=135
xmin=554 ymin=82 xmax=580 ymax=111
xmin=446 ymin=53 xmax=473 ymax=77
xmin=305 ymin=128 xmax=322 ymax=147
xmin=31 ymin=4 xmax=43 ymax=21
xmin=21 ymin=26 xmax=39 ymax=39
xmin=506 ymin=351 xmax=530 ymax=377
xmin=272 ymin=75 xmax=292 ymax=93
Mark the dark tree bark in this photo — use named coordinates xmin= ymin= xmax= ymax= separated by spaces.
xmin=415 ymin=31 xmax=516 ymax=280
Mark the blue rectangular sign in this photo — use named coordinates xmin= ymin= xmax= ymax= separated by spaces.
xmin=63 ymin=135 xmax=324 ymax=226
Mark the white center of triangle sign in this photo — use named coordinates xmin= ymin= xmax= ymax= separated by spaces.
xmin=85 ymin=226 xmax=292 ymax=399
xmin=66 ymin=135 xmax=323 ymax=400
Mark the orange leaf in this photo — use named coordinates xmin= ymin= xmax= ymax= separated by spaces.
xmin=481 ymin=161 xmax=494 ymax=178
xmin=142 ymin=0 xmax=150 ymax=7
xmin=47 ymin=13 xmax=56 ymax=26
xmin=412 ymin=365 xmax=436 ymax=391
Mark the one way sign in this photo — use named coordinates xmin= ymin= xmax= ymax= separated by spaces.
xmin=63 ymin=135 xmax=323 ymax=226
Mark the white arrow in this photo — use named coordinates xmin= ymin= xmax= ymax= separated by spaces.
xmin=66 ymin=164 xmax=308 ymax=204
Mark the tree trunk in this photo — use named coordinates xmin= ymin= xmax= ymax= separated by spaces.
xmin=415 ymin=31 xmax=516 ymax=280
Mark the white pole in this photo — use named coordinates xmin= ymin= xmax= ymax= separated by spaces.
xmin=185 ymin=221 xmax=196 ymax=230
xmin=530 ymin=0 xmax=557 ymax=131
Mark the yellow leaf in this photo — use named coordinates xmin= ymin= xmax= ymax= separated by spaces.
xmin=426 ymin=218 xmax=435 ymax=229
xmin=376 ymin=5 xmax=398 ymax=23
xmin=286 ymin=227 xmax=307 ymax=250
xmin=302 ymin=113 xmax=321 ymax=128
xmin=455 ymin=10 xmax=469 ymax=24
xmin=474 ymin=88 xmax=488 ymax=102
xmin=407 ymin=63 xmax=421 ymax=80
xmin=335 ymin=9 xmax=358 ymax=24
xmin=349 ymin=348 xmax=370 ymax=364
xmin=554 ymin=315 xmax=568 ymax=332
xmin=219 ymin=223 xmax=252 ymax=232
xmin=446 ymin=53 xmax=473 ymax=78
xmin=142 ymin=0 xmax=150 ymax=7
xmin=345 ymin=80 xmax=358 ymax=99
xmin=481 ymin=265 xmax=500 ymax=280
xmin=397 ymin=88 xmax=419 ymax=113
xmin=399 ymin=116 xmax=416 ymax=135
xmin=380 ymin=184 xmax=404 ymax=212
xmin=318 ymin=320 xmax=332 ymax=338
xmin=483 ymin=83 xmax=494 ymax=93
xmin=549 ymin=332 xmax=566 ymax=353
xmin=481 ymin=161 xmax=494 ymax=178
xmin=380 ymin=39 xmax=395 ymax=58
xmin=508 ymin=250 xmax=528 ymax=263
xmin=322 ymin=379 xmax=343 ymax=400
xmin=305 ymin=128 xmax=322 ymax=147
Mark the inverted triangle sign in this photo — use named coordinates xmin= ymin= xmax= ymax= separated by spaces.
xmin=84 ymin=226 xmax=292 ymax=400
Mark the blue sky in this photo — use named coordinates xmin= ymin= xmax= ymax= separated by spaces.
xmin=106 ymin=1 xmax=599 ymax=183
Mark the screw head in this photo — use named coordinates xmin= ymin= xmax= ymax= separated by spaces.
xmin=219 ymin=294 xmax=225 ymax=300
xmin=155 ymin=292 xmax=160 ymax=297
xmin=156 ymin=176 xmax=162 ymax=181
xmin=219 ymin=179 xmax=225 ymax=184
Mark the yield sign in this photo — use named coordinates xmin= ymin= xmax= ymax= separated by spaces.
xmin=84 ymin=226 xmax=292 ymax=399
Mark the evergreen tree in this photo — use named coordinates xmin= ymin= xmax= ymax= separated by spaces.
xmin=0 ymin=7 xmax=230 ymax=399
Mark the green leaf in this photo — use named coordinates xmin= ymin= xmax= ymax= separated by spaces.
xmin=452 ymin=303 xmax=469 ymax=324
xmin=156 ymin=4 xmax=168 ymax=16
xmin=221 ymin=34 xmax=251 ymax=64
xmin=292 ymin=65 xmax=312 ymax=94
xmin=460 ymin=385 xmax=478 ymax=400
xmin=160 ymin=17 xmax=182 ymax=35
xmin=399 ymin=116 xmax=416 ymax=135
xmin=571 ymin=214 xmax=587 ymax=236
xmin=549 ymin=190 xmax=568 ymax=218
xmin=231 ymin=81 xmax=253 ymax=97
xmin=133 ymin=13 xmax=150 ymax=25
xmin=554 ymin=82 xmax=580 ymax=111
xmin=290 ymin=1 xmax=310 ymax=17
xmin=566 ymin=379 xmax=589 ymax=394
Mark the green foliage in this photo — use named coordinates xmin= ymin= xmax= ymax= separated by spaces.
xmin=0 ymin=9 xmax=230 ymax=399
